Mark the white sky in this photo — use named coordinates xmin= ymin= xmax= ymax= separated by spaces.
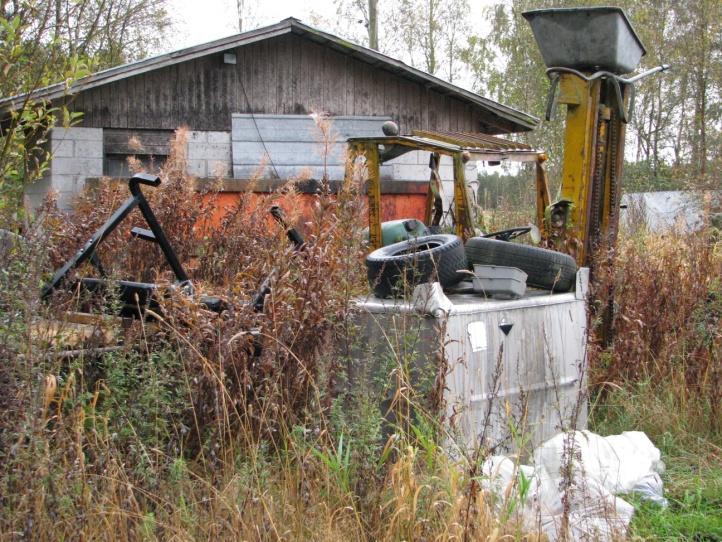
xmin=165 ymin=0 xmax=495 ymax=91
xmin=169 ymin=0 xmax=353 ymax=50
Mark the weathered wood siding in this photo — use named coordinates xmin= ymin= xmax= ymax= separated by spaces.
xmin=68 ymin=33 xmax=488 ymax=133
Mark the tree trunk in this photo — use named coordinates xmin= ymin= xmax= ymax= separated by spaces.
xmin=368 ymin=0 xmax=378 ymax=50
xmin=426 ymin=0 xmax=436 ymax=74
xmin=237 ymin=0 xmax=244 ymax=32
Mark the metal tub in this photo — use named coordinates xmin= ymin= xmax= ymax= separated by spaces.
xmin=523 ymin=7 xmax=646 ymax=74
xmin=350 ymin=269 xmax=590 ymax=455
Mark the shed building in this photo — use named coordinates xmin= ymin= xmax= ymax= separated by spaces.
xmin=0 ymin=18 xmax=538 ymax=210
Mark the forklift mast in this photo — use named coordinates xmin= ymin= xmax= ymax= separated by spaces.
xmin=524 ymin=7 xmax=669 ymax=267
xmin=550 ymin=71 xmax=628 ymax=265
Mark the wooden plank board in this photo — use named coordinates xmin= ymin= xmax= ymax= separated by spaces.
xmin=100 ymin=83 xmax=110 ymax=126
xmin=75 ymin=90 xmax=90 ymax=126
xmin=103 ymin=129 xmax=173 ymax=155
xmin=345 ymin=52 xmax=354 ymax=116
xmin=211 ymin=59 xmax=220 ymax=127
xmin=56 ymin=33 xmax=526 ymax=136
xmin=291 ymin=36 xmax=302 ymax=113
xmin=251 ymin=40 xmax=263 ymax=113
xmin=107 ymin=79 xmax=120 ymax=127
xmin=199 ymin=61 xmax=210 ymax=128
xmin=351 ymin=59 xmax=363 ymax=116
xmin=115 ymin=77 xmax=128 ymax=128
xmin=297 ymin=40 xmax=313 ymax=114
xmin=153 ymin=69 xmax=164 ymax=128
xmin=70 ymin=93 xmax=85 ymax=125
xmin=382 ymin=70 xmax=399 ymax=123
xmin=318 ymin=43 xmax=329 ymax=114
xmin=397 ymin=78 xmax=413 ymax=132
xmin=266 ymin=39 xmax=278 ymax=114
xmin=307 ymin=40 xmax=324 ymax=114
xmin=276 ymin=34 xmax=293 ymax=114
xmin=125 ymin=76 xmax=137 ymax=128
xmin=370 ymin=62 xmax=384 ymax=119
xmin=174 ymin=62 xmax=184 ymax=128
xmin=427 ymin=90 xmax=442 ymax=131
xmin=323 ymin=46 xmax=342 ymax=115
xmin=420 ymin=86 xmax=429 ymax=131
xmin=237 ymin=42 xmax=247 ymax=113
xmin=145 ymin=69 xmax=155 ymax=129
xmin=188 ymin=60 xmax=197 ymax=123
xmin=408 ymin=79 xmax=421 ymax=130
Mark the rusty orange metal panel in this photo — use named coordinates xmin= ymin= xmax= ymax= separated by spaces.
xmin=201 ymin=191 xmax=427 ymax=232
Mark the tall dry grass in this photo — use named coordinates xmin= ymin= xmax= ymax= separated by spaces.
xmin=590 ymin=221 xmax=722 ymax=438
xmin=0 ymin=126 xmax=520 ymax=540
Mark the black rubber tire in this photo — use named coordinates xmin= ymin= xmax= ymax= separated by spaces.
xmin=366 ymin=234 xmax=467 ymax=298
xmin=465 ymin=237 xmax=577 ymax=292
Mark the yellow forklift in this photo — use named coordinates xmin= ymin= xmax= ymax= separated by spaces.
xmin=349 ymin=6 xmax=669 ymax=274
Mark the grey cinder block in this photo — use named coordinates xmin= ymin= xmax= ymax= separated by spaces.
xmin=189 ymin=131 xmax=208 ymax=143
xmin=50 ymin=138 xmax=74 ymax=158
xmin=52 ymin=157 xmax=103 ymax=176
xmin=207 ymin=160 xmax=231 ymax=177
xmin=186 ymin=159 xmax=207 ymax=177
xmin=74 ymin=139 xmax=104 ymax=159
xmin=53 ymin=127 xmax=102 ymax=141
xmin=206 ymin=131 xmax=231 ymax=144
xmin=187 ymin=142 xmax=231 ymax=161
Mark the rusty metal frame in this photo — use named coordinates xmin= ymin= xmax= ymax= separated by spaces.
xmin=346 ymin=130 xmax=548 ymax=250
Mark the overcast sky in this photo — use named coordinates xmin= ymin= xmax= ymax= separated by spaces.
xmin=169 ymin=0 xmax=343 ymax=50
xmin=165 ymin=0 xmax=497 ymax=92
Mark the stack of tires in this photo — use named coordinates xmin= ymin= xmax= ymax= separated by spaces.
xmin=365 ymin=232 xmax=577 ymax=298
xmin=365 ymin=234 xmax=467 ymax=298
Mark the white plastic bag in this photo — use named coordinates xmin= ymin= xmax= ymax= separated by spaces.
xmin=480 ymin=430 xmax=666 ymax=541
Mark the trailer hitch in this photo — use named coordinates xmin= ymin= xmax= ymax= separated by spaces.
xmin=41 ymin=173 xmax=222 ymax=317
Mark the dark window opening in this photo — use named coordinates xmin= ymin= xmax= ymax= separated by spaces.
xmin=103 ymin=154 xmax=167 ymax=178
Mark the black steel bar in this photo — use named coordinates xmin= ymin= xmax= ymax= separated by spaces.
xmin=130 ymin=227 xmax=156 ymax=242
xmin=269 ymin=205 xmax=305 ymax=250
xmin=250 ymin=207 xmax=306 ymax=313
xmin=251 ymin=272 xmax=274 ymax=313
xmin=42 ymin=173 xmax=192 ymax=300
xmin=129 ymin=174 xmax=190 ymax=284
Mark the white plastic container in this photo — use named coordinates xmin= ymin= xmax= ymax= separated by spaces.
xmin=472 ymin=264 xmax=527 ymax=299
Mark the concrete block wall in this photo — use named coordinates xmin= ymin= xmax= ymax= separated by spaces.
xmin=25 ymin=127 xmax=103 ymax=210
xmin=23 ymin=117 xmax=478 ymax=213
xmin=187 ymin=131 xmax=232 ymax=178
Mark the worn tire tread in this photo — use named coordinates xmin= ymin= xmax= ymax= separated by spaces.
xmin=366 ymin=234 xmax=467 ymax=298
xmin=465 ymin=237 xmax=577 ymax=292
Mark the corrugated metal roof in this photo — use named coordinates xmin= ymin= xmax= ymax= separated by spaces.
xmin=348 ymin=129 xmax=541 ymax=162
xmin=411 ymin=130 xmax=534 ymax=151
xmin=0 ymin=18 xmax=538 ymax=133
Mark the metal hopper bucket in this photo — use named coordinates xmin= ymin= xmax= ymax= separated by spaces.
xmin=522 ymin=7 xmax=646 ymax=74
